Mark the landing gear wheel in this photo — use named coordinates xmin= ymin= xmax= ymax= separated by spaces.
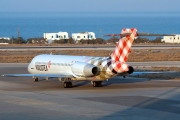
xmin=34 ymin=77 xmax=38 ymax=82
xmin=97 ymin=81 xmax=102 ymax=87
xmin=93 ymin=82 xmax=97 ymax=87
xmin=68 ymin=82 xmax=72 ymax=88
xmin=63 ymin=82 xmax=72 ymax=88
xmin=63 ymin=82 xmax=68 ymax=88
xmin=93 ymin=81 xmax=102 ymax=87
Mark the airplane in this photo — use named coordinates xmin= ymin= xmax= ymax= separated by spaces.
xmin=2 ymin=28 xmax=174 ymax=88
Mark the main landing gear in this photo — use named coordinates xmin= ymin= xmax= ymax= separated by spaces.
xmin=33 ymin=77 xmax=102 ymax=88
xmin=60 ymin=78 xmax=73 ymax=88
xmin=63 ymin=82 xmax=72 ymax=88
xmin=34 ymin=77 xmax=38 ymax=82
xmin=92 ymin=81 xmax=102 ymax=87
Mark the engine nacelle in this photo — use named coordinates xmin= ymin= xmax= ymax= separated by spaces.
xmin=71 ymin=62 xmax=100 ymax=77
xmin=127 ymin=66 xmax=134 ymax=74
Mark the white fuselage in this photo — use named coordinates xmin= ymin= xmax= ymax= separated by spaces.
xmin=28 ymin=54 xmax=128 ymax=81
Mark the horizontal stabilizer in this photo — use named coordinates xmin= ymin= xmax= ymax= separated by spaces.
xmin=104 ymin=33 xmax=175 ymax=37
xmin=103 ymin=33 xmax=131 ymax=37
xmin=137 ymin=32 xmax=175 ymax=36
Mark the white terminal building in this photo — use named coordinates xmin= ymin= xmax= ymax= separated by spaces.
xmin=44 ymin=32 xmax=69 ymax=40
xmin=0 ymin=37 xmax=10 ymax=44
xmin=0 ymin=37 xmax=10 ymax=40
xmin=162 ymin=35 xmax=180 ymax=43
xmin=72 ymin=32 xmax=96 ymax=42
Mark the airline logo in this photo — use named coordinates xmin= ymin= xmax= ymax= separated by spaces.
xmin=47 ymin=61 xmax=51 ymax=68
xmin=111 ymin=28 xmax=137 ymax=62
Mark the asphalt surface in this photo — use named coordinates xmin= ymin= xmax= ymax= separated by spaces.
xmin=1 ymin=44 xmax=180 ymax=51
xmin=0 ymin=63 xmax=180 ymax=120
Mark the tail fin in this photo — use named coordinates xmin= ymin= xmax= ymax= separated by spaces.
xmin=110 ymin=28 xmax=137 ymax=62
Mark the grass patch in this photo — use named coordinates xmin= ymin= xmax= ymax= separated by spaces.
xmin=0 ymin=49 xmax=180 ymax=63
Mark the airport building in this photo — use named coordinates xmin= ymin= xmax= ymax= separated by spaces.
xmin=44 ymin=32 xmax=69 ymax=40
xmin=162 ymin=35 xmax=180 ymax=43
xmin=0 ymin=37 xmax=10 ymax=40
xmin=72 ymin=32 xmax=96 ymax=42
xmin=0 ymin=37 xmax=10 ymax=44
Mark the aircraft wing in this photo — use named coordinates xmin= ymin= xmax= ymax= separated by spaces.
xmin=117 ymin=71 xmax=163 ymax=77
xmin=2 ymin=73 xmax=74 ymax=78
xmin=130 ymin=72 xmax=163 ymax=76
xmin=131 ymin=71 xmax=176 ymax=76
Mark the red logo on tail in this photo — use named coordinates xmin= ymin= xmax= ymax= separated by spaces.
xmin=47 ymin=61 xmax=51 ymax=68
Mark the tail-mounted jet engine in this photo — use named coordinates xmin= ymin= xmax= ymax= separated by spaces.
xmin=127 ymin=66 xmax=134 ymax=74
xmin=71 ymin=62 xmax=100 ymax=77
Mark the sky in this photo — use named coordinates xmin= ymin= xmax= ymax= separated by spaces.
xmin=0 ymin=0 xmax=180 ymax=13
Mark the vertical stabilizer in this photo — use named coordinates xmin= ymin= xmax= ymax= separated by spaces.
xmin=110 ymin=28 xmax=137 ymax=62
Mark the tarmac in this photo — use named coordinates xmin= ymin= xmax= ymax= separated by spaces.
xmin=0 ymin=63 xmax=180 ymax=120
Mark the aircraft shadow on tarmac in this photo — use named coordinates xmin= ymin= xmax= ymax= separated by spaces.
xmin=102 ymin=77 xmax=148 ymax=87
xmin=65 ymin=77 xmax=148 ymax=88
xmin=0 ymin=77 xmax=149 ymax=91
